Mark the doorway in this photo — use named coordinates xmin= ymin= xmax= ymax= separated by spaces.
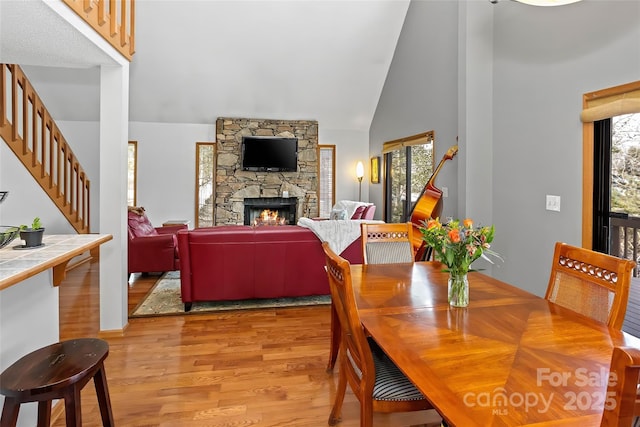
xmin=582 ymin=81 xmax=640 ymax=258
xmin=592 ymin=113 xmax=640 ymax=270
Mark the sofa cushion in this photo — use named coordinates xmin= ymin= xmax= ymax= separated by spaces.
xmin=351 ymin=205 xmax=366 ymax=219
xmin=361 ymin=204 xmax=376 ymax=220
xmin=330 ymin=209 xmax=348 ymax=220
xmin=128 ymin=212 xmax=159 ymax=238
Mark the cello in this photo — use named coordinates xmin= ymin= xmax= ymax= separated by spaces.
xmin=410 ymin=145 xmax=459 ymax=260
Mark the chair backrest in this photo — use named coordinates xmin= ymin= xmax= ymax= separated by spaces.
xmin=545 ymin=242 xmax=636 ymax=330
xmin=601 ymin=346 xmax=640 ymax=426
xmin=322 ymin=241 xmax=376 ymax=391
xmin=361 ymin=222 xmax=415 ymax=264
xmin=127 ymin=208 xmax=159 ymax=239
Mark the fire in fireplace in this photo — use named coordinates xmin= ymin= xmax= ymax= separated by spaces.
xmin=252 ymin=209 xmax=287 ymax=226
xmin=244 ymin=197 xmax=297 ymax=226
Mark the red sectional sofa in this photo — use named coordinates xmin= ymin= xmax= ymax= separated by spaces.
xmin=176 ymin=225 xmax=363 ymax=311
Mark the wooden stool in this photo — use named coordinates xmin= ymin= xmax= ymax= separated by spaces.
xmin=0 ymin=338 xmax=114 ymax=427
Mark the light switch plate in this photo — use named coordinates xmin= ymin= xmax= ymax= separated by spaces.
xmin=546 ymin=195 xmax=561 ymax=212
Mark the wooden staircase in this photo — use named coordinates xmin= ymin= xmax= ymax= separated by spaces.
xmin=0 ymin=64 xmax=90 ymax=233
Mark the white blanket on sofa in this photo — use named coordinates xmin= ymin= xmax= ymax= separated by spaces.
xmin=297 ymin=217 xmax=384 ymax=254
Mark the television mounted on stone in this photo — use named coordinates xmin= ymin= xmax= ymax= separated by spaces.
xmin=241 ymin=136 xmax=298 ymax=172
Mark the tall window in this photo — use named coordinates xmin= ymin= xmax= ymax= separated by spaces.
xmin=591 ymin=113 xmax=640 ymax=269
xmin=318 ymin=145 xmax=336 ymax=218
xmin=383 ymin=132 xmax=434 ymax=222
xmin=582 ymin=80 xmax=640 ymax=249
xmin=127 ymin=141 xmax=137 ymax=206
xmin=196 ymin=142 xmax=216 ymax=227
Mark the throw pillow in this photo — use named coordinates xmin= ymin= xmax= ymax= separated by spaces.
xmin=351 ymin=205 xmax=366 ymax=219
xmin=330 ymin=209 xmax=348 ymax=220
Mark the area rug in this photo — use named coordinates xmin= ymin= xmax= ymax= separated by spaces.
xmin=130 ymin=271 xmax=331 ymax=317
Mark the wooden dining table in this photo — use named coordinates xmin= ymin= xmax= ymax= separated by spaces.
xmin=349 ymin=261 xmax=640 ymax=427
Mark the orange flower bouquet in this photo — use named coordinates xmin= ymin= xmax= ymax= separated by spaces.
xmin=419 ymin=218 xmax=499 ymax=307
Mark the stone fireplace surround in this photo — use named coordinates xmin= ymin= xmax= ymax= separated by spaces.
xmin=215 ymin=118 xmax=319 ymax=225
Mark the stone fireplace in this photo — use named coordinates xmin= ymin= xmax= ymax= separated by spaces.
xmin=244 ymin=197 xmax=297 ymax=226
xmin=215 ymin=118 xmax=319 ymax=225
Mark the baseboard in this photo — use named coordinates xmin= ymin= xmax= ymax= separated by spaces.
xmin=99 ymin=322 xmax=129 ymax=338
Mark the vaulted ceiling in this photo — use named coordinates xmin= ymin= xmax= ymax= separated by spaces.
xmin=0 ymin=0 xmax=411 ymax=131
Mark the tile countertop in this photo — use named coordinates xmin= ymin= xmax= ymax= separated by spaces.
xmin=0 ymin=234 xmax=113 ymax=291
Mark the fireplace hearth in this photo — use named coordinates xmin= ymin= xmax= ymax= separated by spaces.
xmin=244 ymin=197 xmax=297 ymax=226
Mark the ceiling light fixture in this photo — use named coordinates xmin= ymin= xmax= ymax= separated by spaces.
xmin=516 ymin=0 xmax=582 ymax=5
xmin=491 ymin=0 xmax=583 ymax=5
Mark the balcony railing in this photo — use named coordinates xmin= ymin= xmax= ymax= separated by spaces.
xmin=0 ymin=64 xmax=90 ymax=233
xmin=61 ymin=0 xmax=135 ymax=61
xmin=610 ymin=215 xmax=640 ymax=276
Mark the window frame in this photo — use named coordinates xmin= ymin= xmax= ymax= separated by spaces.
xmin=127 ymin=141 xmax=137 ymax=207
xmin=582 ymin=81 xmax=640 ymax=247
xmin=382 ymin=131 xmax=435 ymax=222
xmin=317 ymin=144 xmax=336 ymax=219
xmin=195 ymin=142 xmax=217 ymax=228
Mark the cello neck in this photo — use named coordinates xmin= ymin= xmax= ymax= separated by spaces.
xmin=427 ymin=145 xmax=459 ymax=188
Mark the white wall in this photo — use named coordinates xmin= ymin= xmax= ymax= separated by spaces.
xmin=371 ymin=0 xmax=640 ymax=296
xmin=0 ymin=143 xmax=75 ymax=234
xmin=491 ymin=0 xmax=640 ymax=295
xmin=370 ymin=0 xmax=460 ymax=221
xmin=320 ymin=128 xmax=371 ymax=208
xmin=128 ymin=122 xmax=214 ymax=227
xmin=0 ymin=273 xmax=59 ymax=427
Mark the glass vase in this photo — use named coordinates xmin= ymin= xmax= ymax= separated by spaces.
xmin=448 ymin=270 xmax=469 ymax=308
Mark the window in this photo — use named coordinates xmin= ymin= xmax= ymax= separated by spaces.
xmin=382 ymin=132 xmax=434 ymax=222
xmin=582 ymin=80 xmax=640 ymax=248
xmin=318 ymin=145 xmax=336 ymax=218
xmin=196 ymin=142 xmax=216 ymax=228
xmin=127 ymin=141 xmax=137 ymax=207
xmin=591 ymin=114 xmax=640 ymax=273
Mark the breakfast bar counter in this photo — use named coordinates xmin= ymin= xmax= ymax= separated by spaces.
xmin=0 ymin=234 xmax=113 ymax=291
xmin=0 ymin=233 xmax=113 ymax=426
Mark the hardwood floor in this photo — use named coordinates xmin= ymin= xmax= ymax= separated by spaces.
xmin=53 ymin=260 xmax=442 ymax=427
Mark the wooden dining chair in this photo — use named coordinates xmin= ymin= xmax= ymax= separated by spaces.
xmin=601 ymin=346 xmax=640 ymax=426
xmin=327 ymin=222 xmax=416 ymax=372
xmin=360 ymin=222 xmax=415 ymax=264
xmin=545 ymin=242 xmax=635 ymax=330
xmin=322 ymin=242 xmax=433 ymax=427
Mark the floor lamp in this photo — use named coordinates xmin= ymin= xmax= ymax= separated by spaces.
xmin=356 ymin=161 xmax=364 ymax=202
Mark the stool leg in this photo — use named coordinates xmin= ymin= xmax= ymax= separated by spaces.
xmin=63 ymin=386 xmax=82 ymax=427
xmin=0 ymin=398 xmax=20 ymax=427
xmin=36 ymin=401 xmax=51 ymax=427
xmin=93 ymin=365 xmax=114 ymax=427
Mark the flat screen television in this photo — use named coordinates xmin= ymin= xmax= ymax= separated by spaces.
xmin=241 ymin=136 xmax=298 ymax=172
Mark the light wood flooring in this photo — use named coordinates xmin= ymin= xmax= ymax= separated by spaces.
xmin=52 ymin=260 xmax=443 ymax=427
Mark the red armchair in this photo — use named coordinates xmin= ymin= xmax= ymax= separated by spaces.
xmin=127 ymin=207 xmax=187 ymax=275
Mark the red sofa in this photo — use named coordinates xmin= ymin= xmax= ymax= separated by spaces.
xmin=127 ymin=209 xmax=187 ymax=275
xmin=177 ymin=225 xmax=363 ymax=311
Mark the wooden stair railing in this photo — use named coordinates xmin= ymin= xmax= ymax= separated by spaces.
xmin=0 ymin=64 xmax=90 ymax=234
xmin=61 ymin=0 xmax=135 ymax=61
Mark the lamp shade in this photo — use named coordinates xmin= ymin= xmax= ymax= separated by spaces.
xmin=356 ymin=161 xmax=364 ymax=179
